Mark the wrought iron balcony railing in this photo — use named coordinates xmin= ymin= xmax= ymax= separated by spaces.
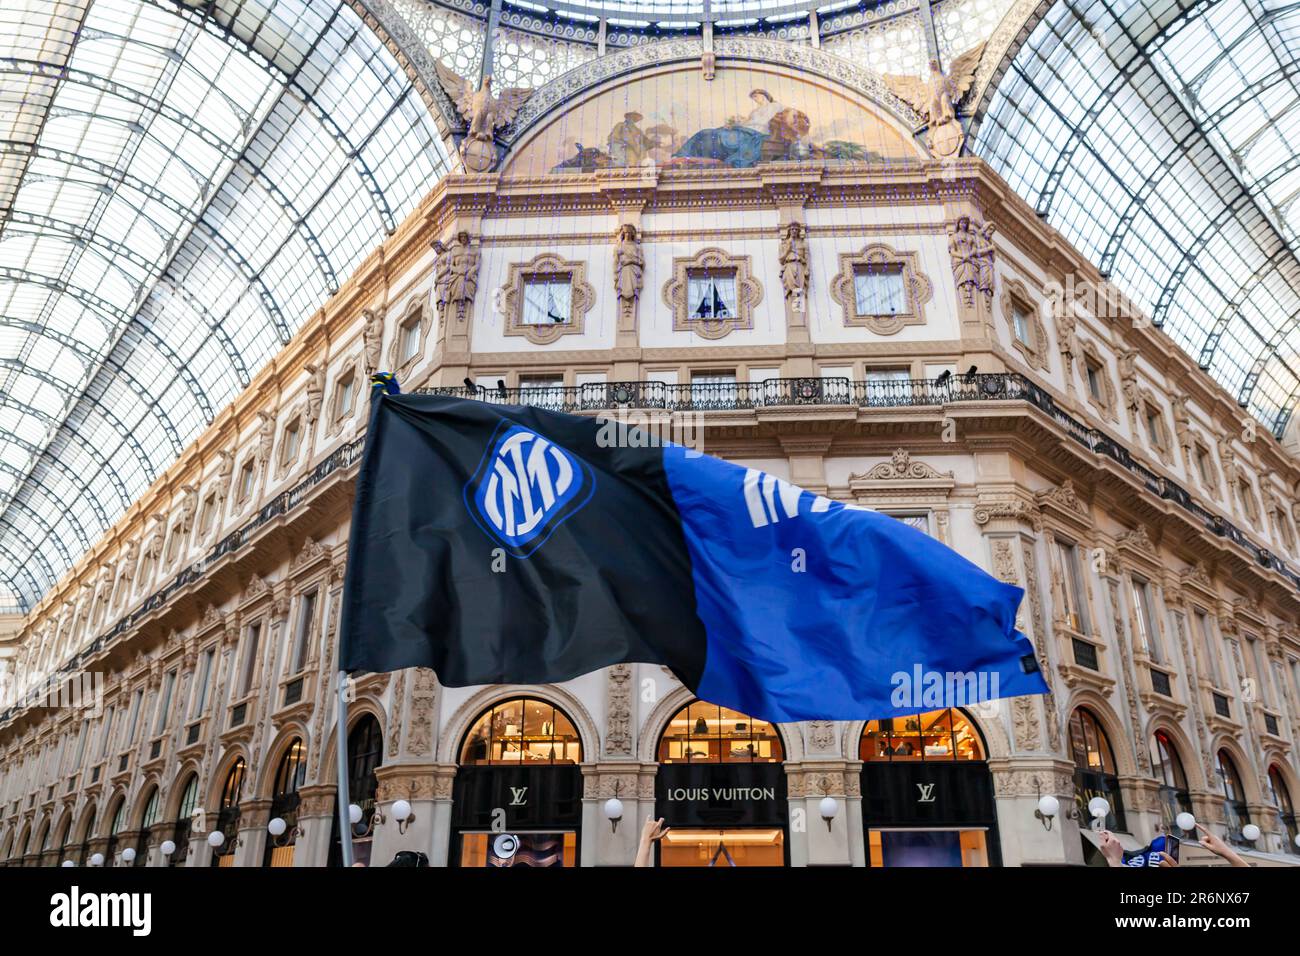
xmin=5 ymin=372 xmax=1297 ymax=727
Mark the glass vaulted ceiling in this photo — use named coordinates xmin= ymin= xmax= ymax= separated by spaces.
xmin=0 ymin=0 xmax=449 ymax=611
xmin=976 ymin=0 xmax=1300 ymax=440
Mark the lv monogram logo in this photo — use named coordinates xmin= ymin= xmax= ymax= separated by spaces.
xmin=916 ymin=783 xmax=936 ymax=803
xmin=509 ymin=786 xmax=529 ymax=806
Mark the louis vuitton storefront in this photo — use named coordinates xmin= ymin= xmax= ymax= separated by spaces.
xmin=859 ymin=708 xmax=1000 ymax=867
xmin=450 ymin=697 xmax=584 ymax=867
xmin=653 ymin=701 xmax=788 ymax=867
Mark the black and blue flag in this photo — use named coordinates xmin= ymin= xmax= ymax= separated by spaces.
xmin=339 ymin=394 xmax=1049 ymax=722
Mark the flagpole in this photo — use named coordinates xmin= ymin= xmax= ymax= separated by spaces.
xmin=335 ymin=669 xmax=354 ymax=867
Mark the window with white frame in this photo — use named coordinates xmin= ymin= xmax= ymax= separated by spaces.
xmin=1055 ymin=540 xmax=1090 ymax=634
xmin=398 ymin=313 xmax=422 ymax=364
xmin=886 ymin=512 xmax=931 ymax=535
xmin=280 ymin=418 xmax=302 ymax=468
xmin=521 ymin=276 xmax=572 ymax=325
xmin=853 ymin=264 xmax=906 ymax=315
xmin=124 ymin=689 xmax=143 ymax=747
xmin=517 ymin=375 xmax=566 ymax=409
xmin=237 ymin=623 xmax=261 ymax=698
xmin=190 ymin=648 xmax=215 ymax=720
xmin=1196 ymin=610 xmax=1222 ymax=686
xmin=288 ymin=590 xmax=318 ymax=676
xmin=153 ymin=669 xmax=177 ymax=736
xmin=687 ymin=271 xmax=738 ymax=320
xmin=690 ymin=371 xmax=738 ymax=405
xmin=1130 ymin=578 xmax=1163 ymax=665
xmin=334 ymin=369 xmax=356 ymax=422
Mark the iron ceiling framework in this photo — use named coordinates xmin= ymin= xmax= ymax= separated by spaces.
xmin=975 ymin=0 xmax=1300 ymax=441
xmin=0 ymin=0 xmax=450 ymax=612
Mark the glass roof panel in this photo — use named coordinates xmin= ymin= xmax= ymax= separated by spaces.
xmin=0 ymin=0 xmax=449 ymax=610
xmin=976 ymin=0 xmax=1300 ymax=438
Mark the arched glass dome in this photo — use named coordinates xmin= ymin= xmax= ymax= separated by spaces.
xmin=976 ymin=0 xmax=1300 ymax=439
xmin=0 ymin=0 xmax=450 ymax=609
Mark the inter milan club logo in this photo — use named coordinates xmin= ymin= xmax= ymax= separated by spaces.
xmin=465 ymin=422 xmax=594 ymax=557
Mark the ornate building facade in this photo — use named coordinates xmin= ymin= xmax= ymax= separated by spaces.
xmin=1 ymin=0 xmax=1299 ymax=868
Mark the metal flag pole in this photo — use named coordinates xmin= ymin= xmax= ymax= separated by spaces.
xmin=335 ymin=669 xmax=355 ymax=867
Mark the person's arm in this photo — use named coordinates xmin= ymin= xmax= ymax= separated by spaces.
xmin=634 ymin=816 xmax=668 ymax=868
xmin=1195 ymin=824 xmax=1249 ymax=868
xmin=1098 ymin=829 xmax=1125 ymax=867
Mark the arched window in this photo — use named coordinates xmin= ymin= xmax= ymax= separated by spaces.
xmin=331 ymin=714 xmax=383 ymax=867
xmin=1151 ymin=730 xmax=1192 ymax=836
xmin=263 ymin=739 xmax=306 ymax=867
xmin=1068 ymin=708 xmax=1126 ymax=832
xmin=211 ymin=758 xmax=245 ymax=867
xmin=105 ymin=797 xmax=126 ymax=866
xmin=169 ymin=774 xmax=198 ymax=868
xmin=32 ymin=818 xmax=50 ymax=867
xmin=52 ymin=816 xmax=71 ymax=867
xmin=77 ymin=808 xmax=96 ymax=865
xmin=1267 ymin=766 xmax=1297 ymax=854
xmin=657 ymin=700 xmax=783 ymax=763
xmin=134 ymin=787 xmax=159 ymax=867
xmin=460 ymin=697 xmax=582 ymax=765
xmin=860 ymin=708 xmax=985 ymax=761
xmin=1215 ymin=750 xmax=1251 ymax=844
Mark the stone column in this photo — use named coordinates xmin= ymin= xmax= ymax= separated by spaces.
xmin=778 ymin=436 xmax=831 ymax=496
xmin=990 ymin=760 xmax=1081 ymax=865
xmin=582 ymin=763 xmax=657 ymax=865
xmin=368 ymin=666 xmax=445 ymax=866
xmin=235 ymin=797 xmax=270 ymax=867
xmin=785 ymin=760 xmax=859 ymax=866
xmin=944 ymin=198 xmax=1003 ymax=373
xmin=293 ymin=784 xmax=336 ymax=868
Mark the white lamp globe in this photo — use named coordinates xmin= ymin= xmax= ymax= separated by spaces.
xmin=121 ymin=847 xmax=136 ymax=864
xmin=1037 ymin=794 xmax=1060 ymax=819
xmin=1242 ymin=823 xmax=1261 ymax=842
xmin=603 ymin=797 xmax=624 ymax=822
xmin=391 ymin=799 xmax=412 ymax=822
xmin=207 ymin=830 xmax=225 ymax=848
xmin=1088 ymin=796 xmax=1111 ymax=819
xmin=61 ymin=860 xmax=75 ymax=868
xmin=819 ymin=796 xmax=840 ymax=820
xmin=348 ymin=803 xmax=363 ymax=825
xmin=89 ymin=853 xmax=104 ymax=867
xmin=1294 ymin=833 xmax=1300 ymax=849
xmin=159 ymin=840 xmax=176 ymax=857
xmin=267 ymin=817 xmax=287 ymax=838
xmin=1176 ymin=812 xmax=1197 ymax=833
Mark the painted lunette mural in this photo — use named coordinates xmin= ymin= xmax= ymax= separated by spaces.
xmin=503 ymin=67 xmax=923 ymax=176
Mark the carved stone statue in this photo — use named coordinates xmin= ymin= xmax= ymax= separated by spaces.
xmin=145 ymin=514 xmax=165 ymax=560
xmin=1218 ymin=433 xmax=1238 ymax=486
xmin=431 ymin=239 xmax=451 ymax=321
xmin=948 ymin=215 xmax=996 ymax=307
xmin=1053 ymin=301 xmax=1079 ymax=376
xmin=884 ymin=44 xmax=984 ymax=159
xmin=434 ymin=63 xmax=533 ymax=173
xmin=779 ymin=222 xmax=809 ymax=313
xmin=304 ymin=363 xmax=324 ymax=426
xmin=1117 ymin=349 xmax=1139 ymax=413
xmin=362 ymin=309 xmax=384 ymax=376
xmin=215 ymin=448 xmax=234 ymax=504
xmin=255 ymin=411 xmax=275 ymax=469
xmin=1170 ymin=394 xmax=1192 ymax=451
xmin=120 ymin=539 xmax=138 ymax=586
xmin=613 ymin=223 xmax=644 ymax=324
xmin=446 ymin=231 xmax=480 ymax=323
xmin=179 ymin=483 xmax=198 ymax=533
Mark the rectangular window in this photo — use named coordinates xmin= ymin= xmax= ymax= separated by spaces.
xmin=165 ymin=526 xmax=182 ymax=563
xmin=853 ymin=265 xmax=905 ymax=315
xmin=1144 ymin=407 xmax=1163 ymax=449
xmin=1085 ymin=361 xmax=1103 ymax=402
xmin=238 ymin=461 xmax=255 ymax=502
xmin=238 ymin=623 xmax=261 ymax=698
xmin=125 ymin=689 xmax=144 ymax=745
xmin=399 ymin=317 xmax=421 ymax=363
xmin=1196 ymin=445 xmax=1214 ymax=487
xmin=289 ymin=591 xmax=318 ymax=675
xmin=687 ymin=272 xmax=738 ymax=319
xmin=690 ymin=371 xmax=737 ymax=406
xmin=1130 ymin=578 xmax=1162 ymax=664
xmin=335 ymin=371 xmax=356 ymax=421
xmin=190 ymin=648 xmax=215 ymax=719
xmin=1196 ymin=611 xmax=1222 ymax=685
xmin=1055 ymin=540 xmax=1089 ymax=634
xmin=1248 ymin=637 xmax=1272 ymax=707
xmin=1012 ymin=302 xmax=1032 ymax=344
xmin=153 ymin=669 xmax=176 ymax=736
xmin=198 ymin=494 xmax=216 ymax=536
xmin=1239 ymin=479 xmax=1258 ymax=522
xmin=517 ymin=375 xmax=566 ymax=409
xmin=887 ymin=513 xmax=931 ymax=535
xmin=522 ymin=276 xmax=572 ymax=325
xmin=72 ymin=719 xmax=89 ymax=771
xmin=281 ymin=420 xmax=301 ymax=466
xmin=97 ymin=705 xmax=115 ymax=760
